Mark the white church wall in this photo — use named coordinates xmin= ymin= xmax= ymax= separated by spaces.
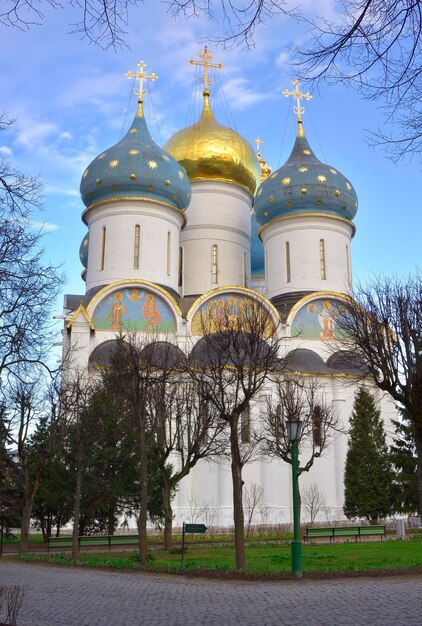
xmin=84 ymin=200 xmax=184 ymax=293
xmin=181 ymin=181 xmax=252 ymax=295
xmin=261 ymin=215 xmax=354 ymax=299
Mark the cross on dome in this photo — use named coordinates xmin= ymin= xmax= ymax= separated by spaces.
xmin=283 ymin=80 xmax=312 ymax=123
xmin=126 ymin=61 xmax=158 ymax=104
xmin=189 ymin=46 xmax=223 ymax=94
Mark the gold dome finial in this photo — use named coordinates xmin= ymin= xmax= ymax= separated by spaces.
xmin=254 ymin=137 xmax=272 ymax=183
xmin=283 ymin=80 xmax=312 ymax=136
xmin=189 ymin=46 xmax=223 ymax=95
xmin=126 ymin=61 xmax=158 ymax=117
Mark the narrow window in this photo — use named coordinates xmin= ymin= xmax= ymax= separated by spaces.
xmin=346 ymin=244 xmax=351 ymax=285
xmin=167 ymin=231 xmax=171 ymax=276
xmin=312 ymin=405 xmax=322 ymax=447
xmin=285 ymin=241 xmax=291 ymax=283
xmin=320 ymin=239 xmax=326 ymax=280
xmin=243 ymin=251 xmax=247 ymax=287
xmin=240 ymin=406 xmax=250 ymax=444
xmin=100 ymin=226 xmax=106 ymax=271
xmin=265 ymin=250 xmax=268 ymax=291
xmin=134 ymin=224 xmax=140 ymax=269
xmin=178 ymin=247 xmax=184 ymax=289
xmin=212 ymin=244 xmax=218 ymax=285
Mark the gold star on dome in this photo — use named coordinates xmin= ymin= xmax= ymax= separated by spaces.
xmin=303 ymin=149 xmax=311 ymax=155
xmin=298 ymin=167 xmax=308 ymax=173
xmin=130 ymin=173 xmax=137 ymax=180
xmin=317 ymin=175 xmax=327 ymax=183
xmin=286 ymin=201 xmax=293 ymax=208
xmin=269 ymin=194 xmax=275 ymax=203
xmin=335 ymin=190 xmax=340 ymax=197
xmin=95 ymin=178 xmax=101 ymax=185
xmin=83 ymin=169 xmax=89 ymax=178
xmin=129 ymin=128 xmax=138 ymax=134
xmin=148 ymin=185 xmax=154 ymax=190
xmin=98 ymin=153 xmax=107 ymax=160
xmin=282 ymin=177 xmax=291 ymax=186
xmin=264 ymin=211 xmax=269 ymax=216
xmin=109 ymin=160 xmax=119 ymax=168
xmin=112 ymin=183 xmax=119 ymax=190
xmin=257 ymin=188 xmax=263 ymax=196
xmin=162 ymin=154 xmax=170 ymax=161
xmin=165 ymin=179 xmax=171 ymax=186
xmin=301 ymin=187 xmax=307 ymax=194
xmin=345 ymin=181 xmax=351 ymax=190
xmin=172 ymin=194 xmax=177 ymax=200
xmin=129 ymin=149 xmax=139 ymax=155
xmin=178 ymin=171 xmax=184 ymax=179
xmin=83 ymin=239 xmax=88 ymax=247
xmin=148 ymin=160 xmax=158 ymax=169
xmin=315 ymin=199 xmax=323 ymax=206
xmin=329 ymin=168 xmax=337 ymax=175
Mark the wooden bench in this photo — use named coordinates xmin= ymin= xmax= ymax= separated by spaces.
xmin=304 ymin=525 xmax=386 ymax=543
xmin=48 ymin=534 xmax=139 ymax=552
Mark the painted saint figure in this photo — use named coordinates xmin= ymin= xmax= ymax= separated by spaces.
xmin=143 ymin=294 xmax=161 ymax=332
xmin=318 ymin=300 xmax=336 ymax=340
xmin=111 ymin=292 xmax=126 ymax=330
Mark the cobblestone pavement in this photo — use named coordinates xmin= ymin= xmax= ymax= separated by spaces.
xmin=0 ymin=561 xmax=421 ymax=626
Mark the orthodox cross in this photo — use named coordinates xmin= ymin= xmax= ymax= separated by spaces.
xmin=126 ymin=61 xmax=158 ymax=100
xmin=254 ymin=137 xmax=264 ymax=153
xmin=189 ymin=47 xmax=223 ymax=92
xmin=283 ymin=80 xmax=312 ymax=122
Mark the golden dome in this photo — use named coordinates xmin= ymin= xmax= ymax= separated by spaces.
xmin=164 ymin=92 xmax=260 ymax=196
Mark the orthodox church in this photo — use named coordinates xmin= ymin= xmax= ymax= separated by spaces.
xmin=62 ymin=49 xmax=395 ymax=525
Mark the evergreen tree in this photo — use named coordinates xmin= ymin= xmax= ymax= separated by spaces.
xmin=344 ymin=388 xmax=395 ymax=522
xmin=390 ymin=408 xmax=419 ymax=515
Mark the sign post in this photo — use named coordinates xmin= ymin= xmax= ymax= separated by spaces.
xmin=181 ymin=522 xmax=207 ymax=566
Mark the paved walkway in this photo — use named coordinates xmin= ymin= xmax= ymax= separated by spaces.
xmin=0 ymin=561 xmax=421 ymax=626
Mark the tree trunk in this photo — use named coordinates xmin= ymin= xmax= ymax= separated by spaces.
xmin=137 ymin=408 xmax=148 ymax=565
xmin=414 ymin=430 xmax=422 ymax=516
xmin=230 ymin=418 xmax=245 ymax=572
xmin=162 ymin=476 xmax=173 ymax=551
xmin=72 ymin=460 xmax=82 ymax=560
xmin=107 ymin=500 xmax=116 ymax=536
xmin=20 ymin=486 xmax=37 ymax=554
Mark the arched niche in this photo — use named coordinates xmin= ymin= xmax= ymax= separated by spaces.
xmin=289 ymin=296 xmax=350 ymax=341
xmin=283 ymin=348 xmax=330 ymax=375
xmin=327 ymin=350 xmax=369 ymax=376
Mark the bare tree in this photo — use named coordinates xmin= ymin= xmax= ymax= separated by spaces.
xmin=333 ymin=273 xmax=422 ymax=513
xmin=0 ymin=114 xmax=63 ymax=388
xmin=302 ymin=482 xmax=327 ymax=524
xmin=146 ymin=348 xmax=226 ymax=550
xmin=7 ymin=379 xmax=68 ymax=553
xmin=261 ymin=376 xmax=340 ymax=524
xmin=0 ymin=585 xmax=24 ymax=626
xmin=298 ymin=0 xmax=422 ymax=162
xmin=244 ymin=482 xmax=265 ymax=535
xmin=188 ymin=299 xmax=282 ymax=571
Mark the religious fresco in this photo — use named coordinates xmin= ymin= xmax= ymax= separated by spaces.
xmin=290 ymin=298 xmax=350 ymax=341
xmin=92 ymin=288 xmax=176 ymax=333
xmin=191 ymin=293 xmax=276 ymax=336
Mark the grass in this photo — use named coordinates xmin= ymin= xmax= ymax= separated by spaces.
xmin=16 ymin=535 xmax=422 ymax=577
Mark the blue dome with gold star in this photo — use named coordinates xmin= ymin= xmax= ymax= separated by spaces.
xmin=79 ymin=233 xmax=89 ymax=268
xmin=80 ymin=98 xmax=191 ymax=212
xmin=255 ymin=121 xmax=358 ymax=226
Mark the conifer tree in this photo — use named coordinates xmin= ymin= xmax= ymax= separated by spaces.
xmin=390 ymin=408 xmax=419 ymax=515
xmin=344 ymin=388 xmax=395 ymax=522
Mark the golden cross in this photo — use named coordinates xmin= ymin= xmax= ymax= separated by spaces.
xmin=283 ymin=80 xmax=312 ymax=122
xmin=126 ymin=61 xmax=158 ymax=100
xmin=255 ymin=137 xmax=264 ymax=152
xmin=189 ymin=46 xmax=223 ymax=93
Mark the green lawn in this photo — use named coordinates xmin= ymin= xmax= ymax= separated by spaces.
xmin=17 ymin=536 xmax=422 ymax=576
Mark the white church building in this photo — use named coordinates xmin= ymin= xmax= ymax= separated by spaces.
xmin=61 ymin=50 xmax=395 ymax=525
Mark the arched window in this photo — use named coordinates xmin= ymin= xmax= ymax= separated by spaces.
xmin=178 ymin=247 xmax=184 ymax=289
xmin=212 ymin=244 xmax=218 ymax=285
xmin=134 ymin=224 xmax=140 ymax=269
xmin=285 ymin=241 xmax=291 ymax=283
xmin=320 ymin=239 xmax=326 ymax=280
xmin=346 ymin=244 xmax=351 ymax=285
xmin=100 ymin=226 xmax=106 ymax=271
xmin=243 ymin=251 xmax=248 ymax=287
xmin=167 ymin=231 xmax=171 ymax=276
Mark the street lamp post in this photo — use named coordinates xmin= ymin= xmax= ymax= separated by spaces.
xmin=286 ymin=417 xmax=302 ymax=579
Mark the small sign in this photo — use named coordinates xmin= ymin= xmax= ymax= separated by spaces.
xmin=185 ymin=523 xmax=207 ymax=534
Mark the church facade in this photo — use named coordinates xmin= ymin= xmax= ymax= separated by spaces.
xmin=62 ymin=52 xmax=395 ymax=526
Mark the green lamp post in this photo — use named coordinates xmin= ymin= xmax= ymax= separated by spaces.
xmin=286 ymin=417 xmax=303 ymax=579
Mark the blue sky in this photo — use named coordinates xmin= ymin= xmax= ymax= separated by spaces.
xmin=1 ymin=1 xmax=420 ymax=305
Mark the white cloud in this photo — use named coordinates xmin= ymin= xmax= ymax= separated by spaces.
xmin=28 ymin=219 xmax=59 ymax=233
xmin=220 ymin=77 xmax=268 ymax=110
xmin=15 ymin=122 xmax=58 ymax=149
xmin=0 ymin=145 xmax=12 ymax=156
